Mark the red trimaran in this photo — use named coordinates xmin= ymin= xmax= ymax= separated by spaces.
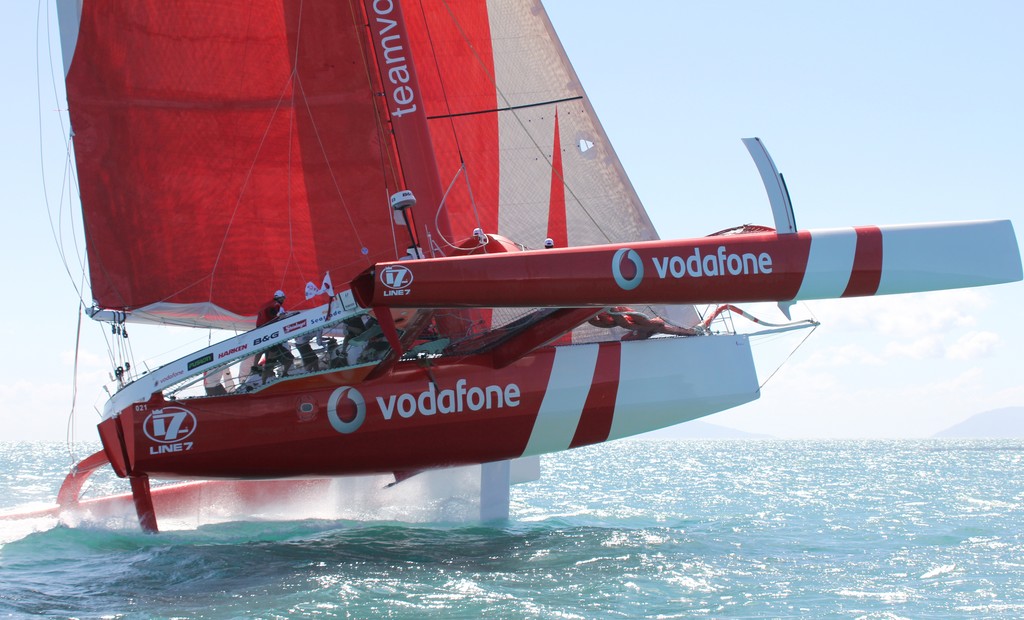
xmin=20 ymin=0 xmax=1021 ymax=531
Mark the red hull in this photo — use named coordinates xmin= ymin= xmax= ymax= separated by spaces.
xmin=100 ymin=335 xmax=759 ymax=481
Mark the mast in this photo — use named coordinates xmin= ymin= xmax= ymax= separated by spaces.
xmin=362 ymin=0 xmax=455 ymax=255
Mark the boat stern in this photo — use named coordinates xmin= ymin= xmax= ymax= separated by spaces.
xmin=608 ymin=334 xmax=759 ymax=441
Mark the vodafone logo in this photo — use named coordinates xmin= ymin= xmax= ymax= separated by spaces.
xmin=612 ymin=248 xmax=644 ymax=290
xmin=326 ymin=380 xmax=521 ymax=434
xmin=143 ymin=407 xmax=197 ymax=444
xmin=613 ymin=245 xmax=775 ymax=290
xmin=651 ymin=246 xmax=774 ymax=279
xmin=377 ymin=380 xmax=520 ymax=419
xmin=327 ymin=386 xmax=366 ymax=434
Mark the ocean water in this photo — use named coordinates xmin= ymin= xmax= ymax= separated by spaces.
xmin=1 ymin=439 xmax=1023 ymax=619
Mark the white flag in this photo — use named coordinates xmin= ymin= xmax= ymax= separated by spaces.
xmin=305 ymin=272 xmax=334 ymax=300
xmin=320 ymin=272 xmax=334 ymax=297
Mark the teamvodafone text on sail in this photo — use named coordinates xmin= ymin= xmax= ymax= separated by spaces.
xmin=371 ymin=0 xmax=419 ymax=118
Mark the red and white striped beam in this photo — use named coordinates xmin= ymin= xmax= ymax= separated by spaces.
xmin=351 ymin=220 xmax=1021 ymax=308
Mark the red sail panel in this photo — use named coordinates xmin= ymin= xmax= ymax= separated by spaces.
xmin=404 ymin=1 xmax=500 ymax=246
xmin=406 ymin=0 xmax=660 ymax=250
xmin=63 ymin=1 xmax=403 ymax=326
xmin=546 ymin=109 xmax=568 ymax=248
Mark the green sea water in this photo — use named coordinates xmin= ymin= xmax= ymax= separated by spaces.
xmin=2 ymin=439 xmax=1022 ymax=618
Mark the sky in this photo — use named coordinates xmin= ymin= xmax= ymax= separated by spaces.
xmin=1 ymin=1 xmax=1021 ymax=442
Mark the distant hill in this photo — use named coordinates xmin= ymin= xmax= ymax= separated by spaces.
xmin=639 ymin=419 xmax=772 ymax=440
xmin=933 ymin=407 xmax=1024 ymax=438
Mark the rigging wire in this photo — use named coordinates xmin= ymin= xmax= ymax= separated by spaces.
xmin=34 ymin=0 xmax=107 ymax=460
xmin=437 ymin=0 xmax=614 ymax=244
xmin=426 ymin=96 xmax=583 ymax=121
xmin=37 ymin=0 xmax=165 ymax=457
xmin=292 ymin=73 xmax=371 ymax=261
xmin=416 ymin=2 xmax=486 ymax=237
xmin=700 ymin=302 xmax=820 ymax=391
xmin=282 ymin=0 xmax=303 ymax=293
xmin=207 ymin=72 xmax=299 ymax=301
xmin=756 ymin=321 xmax=819 ymax=390
xmin=417 ymin=1 xmax=463 ymax=162
xmin=432 ymin=166 xmax=466 ymax=250
xmin=212 ymin=0 xmax=392 ymax=291
xmin=432 ymin=164 xmax=485 ymax=253
xmin=65 ymin=306 xmax=84 ymax=463
xmin=352 ymin=0 xmax=412 ymax=261
xmin=37 ymin=0 xmax=87 ymax=303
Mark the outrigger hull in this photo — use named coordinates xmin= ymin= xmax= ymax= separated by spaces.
xmin=100 ymin=334 xmax=757 ymax=480
xmin=354 ymin=220 xmax=1023 ymax=309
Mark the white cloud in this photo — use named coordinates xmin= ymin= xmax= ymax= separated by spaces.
xmin=799 ymin=344 xmax=886 ymax=368
xmin=804 ymin=289 xmax=990 ymax=338
xmin=945 ymin=331 xmax=1000 ymax=360
xmin=871 ymin=329 xmax=1002 ymax=362
xmin=987 ymin=382 xmax=1024 ymax=408
xmin=58 ymin=347 xmax=106 ymax=368
xmin=769 ymin=362 xmax=842 ymax=393
xmin=883 ymin=335 xmax=944 ymax=360
xmin=57 ymin=347 xmax=111 ymax=387
xmin=935 ymin=367 xmax=987 ymax=395
xmin=0 ymin=378 xmax=101 ymax=442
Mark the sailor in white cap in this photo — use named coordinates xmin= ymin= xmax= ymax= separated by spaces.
xmin=256 ymin=289 xmax=294 ymax=382
xmin=258 ymin=290 xmax=287 ymax=327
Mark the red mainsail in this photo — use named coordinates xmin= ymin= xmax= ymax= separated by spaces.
xmin=60 ymin=0 xmax=669 ymax=329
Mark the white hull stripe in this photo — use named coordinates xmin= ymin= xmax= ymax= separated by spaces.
xmin=521 ymin=344 xmax=599 ymax=456
xmin=794 ymin=228 xmax=856 ymax=300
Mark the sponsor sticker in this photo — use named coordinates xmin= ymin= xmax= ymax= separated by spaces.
xmin=328 ymin=387 xmax=366 ymax=434
xmin=613 ymin=245 xmax=775 ymax=291
xmin=156 ymin=369 xmax=184 ymax=385
xmin=218 ymin=343 xmax=248 ymax=359
xmin=284 ymin=319 xmax=308 ymax=334
xmin=326 ymin=379 xmax=520 ymax=434
xmin=612 ymin=248 xmax=644 ymax=290
xmin=144 ymin=406 xmax=197 ymax=455
xmin=143 ymin=406 xmax=196 ymax=443
xmin=187 ymin=353 xmax=214 ymax=371
xmin=380 ymin=265 xmax=413 ymax=290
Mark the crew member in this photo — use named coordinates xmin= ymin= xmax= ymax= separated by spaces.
xmin=257 ymin=289 xmax=294 ymax=382
xmin=257 ymin=290 xmax=287 ymax=327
